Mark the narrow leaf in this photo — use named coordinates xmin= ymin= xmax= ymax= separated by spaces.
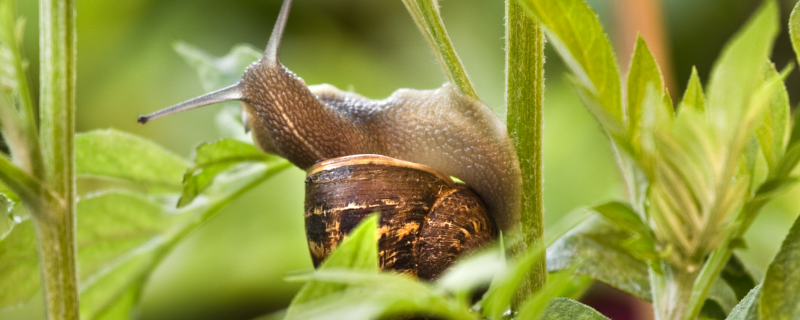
xmin=760 ymin=212 xmax=800 ymax=319
xmin=627 ymin=36 xmax=668 ymax=150
xmin=285 ymin=214 xmax=380 ymax=317
xmin=516 ymin=270 xmax=580 ymax=320
xmin=756 ymin=64 xmax=791 ymax=171
xmin=680 ymin=66 xmax=706 ymax=113
xmin=436 ymin=247 xmax=504 ymax=298
xmin=75 ymin=129 xmax=187 ymax=189
xmin=705 ymin=0 xmax=779 ymax=133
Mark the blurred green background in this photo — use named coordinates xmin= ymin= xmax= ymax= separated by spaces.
xmin=4 ymin=0 xmax=800 ymax=319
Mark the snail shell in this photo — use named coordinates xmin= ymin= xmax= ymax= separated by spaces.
xmin=304 ymin=154 xmax=496 ymax=280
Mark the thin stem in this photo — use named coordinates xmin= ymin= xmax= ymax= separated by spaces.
xmin=38 ymin=0 xmax=79 ymax=319
xmin=506 ymin=0 xmax=546 ymax=302
xmin=401 ymin=0 xmax=479 ymax=100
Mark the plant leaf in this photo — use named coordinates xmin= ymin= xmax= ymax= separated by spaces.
xmin=726 ymin=285 xmax=760 ymax=320
xmin=75 ymin=129 xmax=187 ymax=190
xmin=627 ymin=36 xmax=668 ymax=152
xmin=721 ymin=254 xmax=759 ymax=301
xmin=756 ymin=64 xmax=791 ymax=171
xmin=285 ymin=214 xmax=380 ymax=318
xmin=760 ymin=212 xmax=800 ymax=319
xmin=178 ymin=138 xmax=286 ymax=207
xmin=539 ymin=298 xmax=610 ymax=320
xmin=593 ymin=201 xmax=647 ymax=235
xmin=174 ymin=42 xmax=261 ymax=139
xmin=521 ymin=0 xmax=623 ymax=132
xmin=436 ymin=246 xmax=504 ymax=299
xmin=547 ymin=215 xmax=651 ymax=301
xmin=285 ymin=271 xmax=477 ymax=320
xmin=680 ymin=66 xmax=706 ymax=113
xmin=0 ymin=219 xmax=38 ymax=310
xmin=790 ymin=0 xmax=800 ymax=66
xmin=173 ymin=42 xmax=260 ymax=92
xmin=705 ymin=0 xmax=778 ymax=135
xmin=515 ymin=270 xmax=581 ymax=320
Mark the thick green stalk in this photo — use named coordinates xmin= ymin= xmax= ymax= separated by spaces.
xmin=37 ymin=0 xmax=79 ymax=319
xmin=505 ymin=0 xmax=546 ymax=302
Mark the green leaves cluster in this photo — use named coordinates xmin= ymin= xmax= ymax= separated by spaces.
xmin=521 ymin=0 xmax=800 ymax=319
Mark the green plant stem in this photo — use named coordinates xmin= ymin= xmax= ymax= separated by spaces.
xmin=401 ymin=0 xmax=479 ymax=99
xmin=506 ymin=0 xmax=546 ymax=303
xmin=37 ymin=0 xmax=79 ymax=319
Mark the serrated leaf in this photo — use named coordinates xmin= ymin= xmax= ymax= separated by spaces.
xmin=546 ymin=215 xmax=651 ymax=301
xmin=285 ymin=214 xmax=380 ymax=318
xmin=521 ymin=0 xmax=623 ymax=132
xmin=726 ymin=285 xmax=760 ymax=320
xmin=760 ymin=212 xmax=800 ymax=319
xmin=76 ymin=129 xmax=187 ymax=189
xmin=680 ymin=67 xmax=706 ymax=113
xmin=539 ymin=298 xmax=610 ymax=320
xmin=178 ymin=138 xmax=286 ymax=207
xmin=627 ymin=36 xmax=669 ymax=152
xmin=706 ymin=0 xmax=779 ymax=134
xmin=0 ymin=219 xmax=38 ymax=310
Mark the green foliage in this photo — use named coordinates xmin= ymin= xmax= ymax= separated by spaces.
xmin=726 ymin=285 xmax=760 ymax=320
xmin=285 ymin=214 xmax=380 ymax=318
xmin=0 ymin=219 xmax=37 ymax=309
xmin=538 ymin=298 xmax=609 ymax=320
xmin=548 ymin=215 xmax=651 ymax=300
xmin=760 ymin=213 xmax=800 ymax=319
xmin=75 ymin=129 xmax=187 ymax=190
xmin=178 ymin=139 xmax=284 ymax=207
xmin=522 ymin=0 xmax=798 ymax=319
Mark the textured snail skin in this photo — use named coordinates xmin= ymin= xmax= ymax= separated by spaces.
xmin=241 ymin=63 xmax=522 ymax=232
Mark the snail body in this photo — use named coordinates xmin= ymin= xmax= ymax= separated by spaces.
xmin=139 ymin=0 xmax=521 ymax=273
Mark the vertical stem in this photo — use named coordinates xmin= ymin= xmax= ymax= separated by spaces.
xmin=37 ymin=0 xmax=78 ymax=319
xmin=506 ymin=0 xmax=546 ymax=302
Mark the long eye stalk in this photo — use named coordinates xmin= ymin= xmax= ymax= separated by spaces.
xmin=138 ymin=83 xmax=243 ymax=124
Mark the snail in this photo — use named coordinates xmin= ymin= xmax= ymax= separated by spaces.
xmin=138 ymin=0 xmax=521 ymax=278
